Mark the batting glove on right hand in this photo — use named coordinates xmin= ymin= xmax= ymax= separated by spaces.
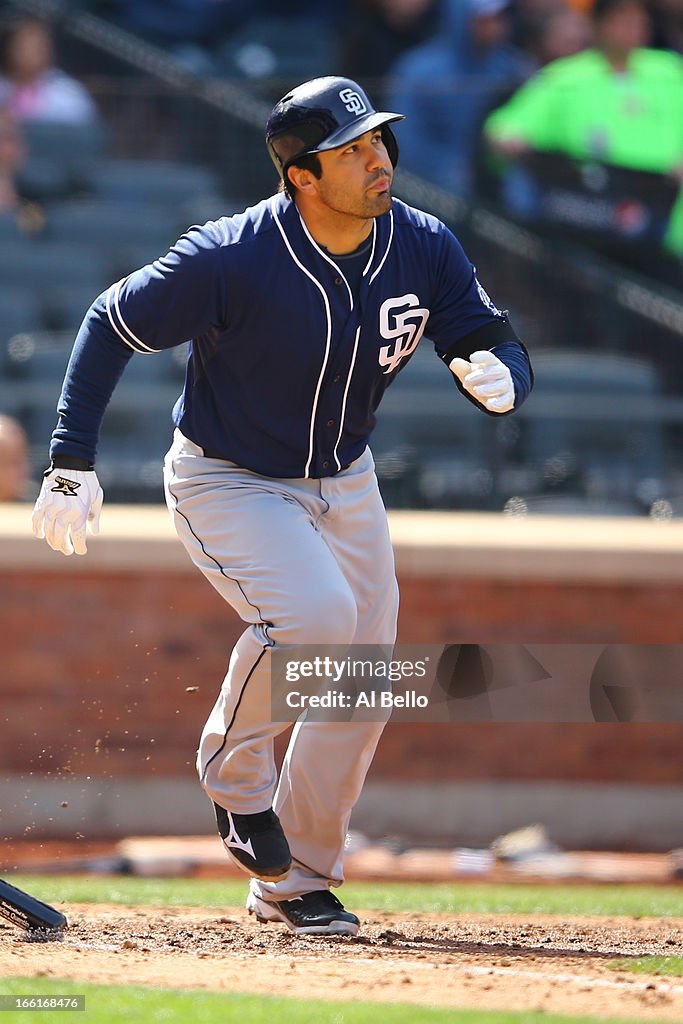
xmin=31 ymin=467 xmax=103 ymax=557
xmin=449 ymin=350 xmax=515 ymax=413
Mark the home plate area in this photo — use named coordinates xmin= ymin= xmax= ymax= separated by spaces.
xmin=1 ymin=903 xmax=682 ymax=1020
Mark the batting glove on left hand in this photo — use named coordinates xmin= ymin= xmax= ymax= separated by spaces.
xmin=31 ymin=468 xmax=103 ymax=556
xmin=449 ymin=350 xmax=515 ymax=413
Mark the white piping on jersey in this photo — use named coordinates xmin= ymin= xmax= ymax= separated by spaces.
xmin=106 ymin=279 xmax=160 ymax=354
xmin=332 ymin=325 xmax=361 ymax=471
xmin=362 ymin=220 xmax=377 ymax=276
xmin=297 ymin=214 xmax=376 ymax=470
xmin=272 ymin=196 xmax=333 ymax=478
xmin=369 ymin=209 xmax=394 ymax=285
xmin=297 ymin=210 xmax=354 ymax=311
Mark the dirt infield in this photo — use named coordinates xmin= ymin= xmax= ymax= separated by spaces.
xmin=1 ymin=903 xmax=682 ymax=1019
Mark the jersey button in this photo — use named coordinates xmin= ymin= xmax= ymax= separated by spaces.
xmin=333 ymin=375 xmax=341 ymax=383
xmin=334 ymin=277 xmax=342 ymax=286
xmin=326 ymin=419 xmax=334 ymax=428
xmin=322 ymin=460 xmax=330 ymax=469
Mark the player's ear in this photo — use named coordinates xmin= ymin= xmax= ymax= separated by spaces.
xmin=288 ymin=164 xmax=316 ymax=196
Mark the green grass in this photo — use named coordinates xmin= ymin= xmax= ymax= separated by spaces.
xmin=6 ymin=874 xmax=683 ymax=918
xmin=608 ymin=954 xmax=683 ymax=977
xmin=0 ymin=980 xmax=673 ymax=1024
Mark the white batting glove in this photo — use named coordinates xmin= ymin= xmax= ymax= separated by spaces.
xmin=449 ymin=350 xmax=515 ymax=413
xmin=31 ymin=468 xmax=104 ymax=557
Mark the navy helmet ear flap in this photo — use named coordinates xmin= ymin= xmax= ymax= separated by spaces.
xmin=381 ymin=124 xmax=399 ymax=170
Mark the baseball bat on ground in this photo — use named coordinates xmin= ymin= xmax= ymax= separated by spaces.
xmin=0 ymin=878 xmax=67 ymax=932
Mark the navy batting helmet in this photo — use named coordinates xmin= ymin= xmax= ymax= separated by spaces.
xmin=266 ymin=76 xmax=405 ymax=192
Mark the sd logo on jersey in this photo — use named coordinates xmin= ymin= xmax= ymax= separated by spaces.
xmin=378 ymin=294 xmax=429 ymax=374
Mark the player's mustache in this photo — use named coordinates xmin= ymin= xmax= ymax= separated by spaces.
xmin=369 ymin=169 xmax=392 ymax=186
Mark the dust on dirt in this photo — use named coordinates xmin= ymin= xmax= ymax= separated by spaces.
xmin=1 ymin=903 xmax=683 ymax=1019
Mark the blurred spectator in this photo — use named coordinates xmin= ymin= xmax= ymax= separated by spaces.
xmin=484 ymin=0 xmax=683 ymax=256
xmin=341 ymin=0 xmax=441 ymax=88
xmin=0 ymin=414 xmax=29 ymax=501
xmin=104 ymin=0 xmax=345 ymax=79
xmin=213 ymin=2 xmax=344 ymax=87
xmin=0 ymin=108 xmax=43 ymax=232
xmin=511 ymin=0 xmax=571 ymax=46
xmin=252 ymin=0 xmax=345 ymax=17
xmin=521 ymin=5 xmax=592 ymax=65
xmin=104 ymin=1 xmax=249 ymax=45
xmin=651 ymin=0 xmax=683 ymax=53
xmin=385 ymin=0 xmax=532 ymax=199
xmin=0 ymin=107 xmax=24 ymax=212
xmin=104 ymin=0 xmax=343 ymax=44
xmin=0 ymin=16 xmax=97 ymax=125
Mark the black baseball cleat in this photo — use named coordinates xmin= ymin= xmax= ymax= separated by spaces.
xmin=246 ymin=889 xmax=360 ymax=935
xmin=214 ymin=804 xmax=292 ymax=881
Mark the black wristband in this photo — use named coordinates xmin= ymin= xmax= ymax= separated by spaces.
xmin=440 ymin=313 xmax=520 ymax=367
xmin=48 ymin=456 xmax=94 ymax=472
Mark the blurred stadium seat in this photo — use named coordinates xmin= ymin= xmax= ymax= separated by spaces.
xmin=0 ymin=213 xmax=32 ymax=241
xmin=21 ymin=120 xmax=106 ymax=163
xmin=513 ymin=349 xmax=667 ymax=510
xmin=218 ymin=16 xmax=337 ymax=84
xmin=18 ymin=120 xmax=107 ymax=201
xmin=505 ymin=494 xmax=644 ymax=516
xmin=45 ymin=199 xmax=176 ymax=248
xmin=2 ymin=330 xmax=74 ymax=384
xmin=44 ymin=198 xmax=181 ymax=278
xmin=0 ymin=327 xmax=184 ymax=501
xmin=0 ymin=290 xmax=43 ymax=347
xmin=372 ymin=342 xmax=498 ymax=508
xmin=85 ymin=159 xmax=222 ymax=204
xmin=41 ymin=283 xmax=103 ymax=334
xmin=0 ymin=240 xmax=109 ymax=288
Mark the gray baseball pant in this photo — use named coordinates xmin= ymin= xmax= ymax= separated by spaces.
xmin=163 ymin=429 xmax=399 ymax=899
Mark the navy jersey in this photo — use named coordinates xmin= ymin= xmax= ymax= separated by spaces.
xmin=51 ymin=192 xmax=532 ymax=477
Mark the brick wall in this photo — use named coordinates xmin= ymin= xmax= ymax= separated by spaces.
xmin=4 ymin=557 xmax=683 ymax=787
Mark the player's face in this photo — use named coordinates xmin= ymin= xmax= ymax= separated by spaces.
xmin=314 ymin=129 xmax=393 ymax=219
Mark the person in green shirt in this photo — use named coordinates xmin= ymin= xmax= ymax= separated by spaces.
xmin=483 ymin=0 xmax=683 ymax=256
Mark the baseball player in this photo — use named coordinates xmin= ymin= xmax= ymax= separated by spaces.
xmin=31 ymin=77 xmax=533 ymax=936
